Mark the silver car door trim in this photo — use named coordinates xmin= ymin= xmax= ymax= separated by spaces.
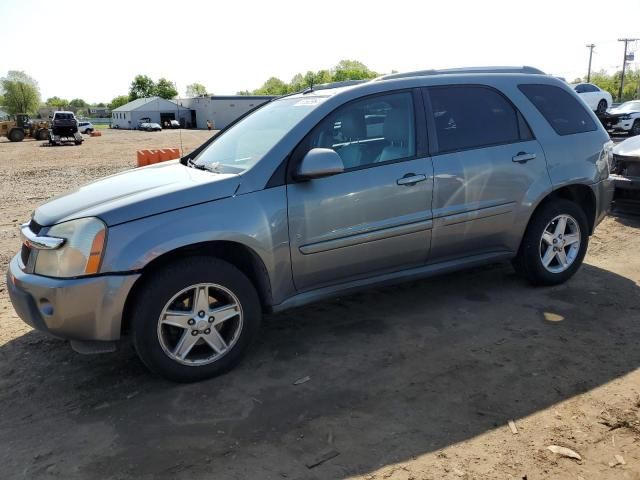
xmin=300 ymin=219 xmax=433 ymax=255
xmin=440 ymin=202 xmax=516 ymax=226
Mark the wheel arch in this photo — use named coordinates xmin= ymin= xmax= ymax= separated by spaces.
xmin=121 ymin=240 xmax=272 ymax=336
xmin=528 ymin=184 xmax=597 ymax=236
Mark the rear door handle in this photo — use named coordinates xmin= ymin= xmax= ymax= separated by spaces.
xmin=512 ymin=152 xmax=536 ymax=164
xmin=397 ymin=174 xmax=427 ymax=186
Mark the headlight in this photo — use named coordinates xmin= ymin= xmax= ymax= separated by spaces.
xmin=34 ymin=217 xmax=107 ymax=277
xmin=620 ymin=114 xmax=631 ymax=120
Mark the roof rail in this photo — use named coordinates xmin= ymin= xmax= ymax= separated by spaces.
xmin=375 ymin=66 xmax=545 ymax=81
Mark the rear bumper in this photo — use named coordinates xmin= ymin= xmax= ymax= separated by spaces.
xmin=7 ymin=255 xmax=139 ymax=341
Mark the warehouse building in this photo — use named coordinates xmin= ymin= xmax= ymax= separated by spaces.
xmin=177 ymin=95 xmax=274 ymax=129
xmin=111 ymin=97 xmax=194 ymax=129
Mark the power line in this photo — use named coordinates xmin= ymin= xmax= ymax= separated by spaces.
xmin=586 ymin=44 xmax=595 ymax=82
xmin=618 ymin=38 xmax=639 ymax=101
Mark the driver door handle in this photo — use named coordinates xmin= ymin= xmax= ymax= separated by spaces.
xmin=512 ymin=152 xmax=536 ymax=164
xmin=397 ymin=174 xmax=427 ymax=186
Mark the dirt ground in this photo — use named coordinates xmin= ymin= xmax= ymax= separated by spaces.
xmin=0 ymin=129 xmax=639 ymax=480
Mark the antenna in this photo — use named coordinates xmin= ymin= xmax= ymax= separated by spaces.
xmin=175 ymin=84 xmax=184 ymax=157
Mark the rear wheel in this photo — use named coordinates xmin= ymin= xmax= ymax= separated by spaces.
xmin=8 ymin=128 xmax=25 ymax=142
xmin=596 ymin=99 xmax=607 ymax=115
xmin=513 ymin=199 xmax=589 ymax=286
xmin=131 ymin=257 xmax=262 ymax=382
xmin=36 ymin=129 xmax=49 ymax=140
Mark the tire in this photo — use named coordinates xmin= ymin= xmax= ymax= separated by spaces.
xmin=131 ymin=257 xmax=262 ymax=382
xmin=8 ymin=129 xmax=24 ymax=142
xmin=37 ymin=129 xmax=49 ymax=141
xmin=513 ymin=198 xmax=589 ymax=286
xmin=631 ymin=120 xmax=640 ymax=136
xmin=596 ymin=99 xmax=607 ymax=115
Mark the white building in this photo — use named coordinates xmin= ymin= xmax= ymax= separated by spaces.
xmin=111 ymin=97 xmax=193 ymax=129
xmin=176 ymin=96 xmax=274 ymax=129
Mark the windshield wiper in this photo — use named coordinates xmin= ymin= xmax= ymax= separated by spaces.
xmin=187 ymin=158 xmax=227 ymax=173
xmin=187 ymin=158 xmax=208 ymax=170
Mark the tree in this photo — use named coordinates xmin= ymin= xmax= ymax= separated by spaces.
xmin=186 ymin=83 xmax=208 ymax=97
xmin=108 ymin=95 xmax=130 ymax=110
xmin=155 ymin=78 xmax=178 ymax=99
xmin=253 ymin=77 xmax=289 ymax=96
xmin=69 ymin=98 xmax=88 ymax=109
xmin=332 ymin=59 xmax=378 ymax=82
xmin=46 ymin=96 xmax=70 ymax=108
xmin=129 ymin=75 xmax=156 ymax=101
xmin=0 ymin=70 xmax=41 ymax=114
xmin=245 ymin=60 xmax=378 ymax=95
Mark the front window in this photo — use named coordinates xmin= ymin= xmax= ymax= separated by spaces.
xmin=195 ymin=96 xmax=327 ymax=173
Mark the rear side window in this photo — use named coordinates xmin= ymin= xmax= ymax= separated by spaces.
xmin=518 ymin=84 xmax=597 ymax=136
xmin=428 ymin=86 xmax=523 ymax=153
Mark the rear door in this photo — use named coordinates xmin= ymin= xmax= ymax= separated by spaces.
xmin=424 ymin=85 xmax=549 ymax=261
xmin=287 ymin=90 xmax=433 ymax=291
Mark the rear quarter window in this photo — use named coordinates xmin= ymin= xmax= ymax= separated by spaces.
xmin=518 ymin=84 xmax=597 ymax=136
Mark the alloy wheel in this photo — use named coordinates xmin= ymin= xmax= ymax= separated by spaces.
xmin=157 ymin=283 xmax=243 ymax=366
xmin=539 ymin=214 xmax=581 ymax=274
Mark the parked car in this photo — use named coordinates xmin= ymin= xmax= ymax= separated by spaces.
xmin=169 ymin=119 xmax=181 ymax=129
xmin=50 ymin=111 xmax=78 ymax=136
xmin=139 ymin=122 xmax=162 ymax=132
xmin=603 ymin=100 xmax=640 ymax=135
xmin=78 ymin=121 xmax=94 ymax=134
xmin=8 ymin=66 xmax=614 ymax=382
xmin=571 ymin=82 xmax=613 ymax=115
xmin=610 ymin=134 xmax=640 ymax=202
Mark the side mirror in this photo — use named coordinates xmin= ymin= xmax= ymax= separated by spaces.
xmin=295 ymin=148 xmax=344 ymax=181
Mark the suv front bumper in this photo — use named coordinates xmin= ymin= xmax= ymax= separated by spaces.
xmin=6 ymin=255 xmax=140 ymax=341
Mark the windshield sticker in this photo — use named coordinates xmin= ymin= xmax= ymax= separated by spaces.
xmin=293 ymin=98 xmax=322 ymax=107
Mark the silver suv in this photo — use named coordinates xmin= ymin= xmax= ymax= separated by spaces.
xmin=8 ymin=67 xmax=614 ymax=382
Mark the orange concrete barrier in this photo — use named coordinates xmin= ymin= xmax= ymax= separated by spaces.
xmin=137 ymin=148 xmax=181 ymax=167
xmin=90 ymin=131 xmax=102 ymax=137
xmin=136 ymin=150 xmax=148 ymax=167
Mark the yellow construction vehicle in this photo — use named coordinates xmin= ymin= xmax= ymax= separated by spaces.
xmin=0 ymin=114 xmax=50 ymax=142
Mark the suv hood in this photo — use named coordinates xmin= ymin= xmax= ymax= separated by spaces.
xmin=34 ymin=161 xmax=241 ymax=227
xmin=613 ymin=135 xmax=640 ymax=158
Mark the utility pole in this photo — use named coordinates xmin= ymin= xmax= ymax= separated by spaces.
xmin=586 ymin=44 xmax=595 ymax=82
xmin=618 ymin=38 xmax=638 ymax=101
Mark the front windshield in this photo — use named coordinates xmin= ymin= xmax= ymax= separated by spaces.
xmin=617 ymin=101 xmax=640 ymax=112
xmin=195 ymin=96 xmax=327 ymax=172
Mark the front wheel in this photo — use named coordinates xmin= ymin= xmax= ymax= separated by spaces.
xmin=631 ymin=120 xmax=640 ymax=136
xmin=131 ymin=257 xmax=261 ymax=382
xmin=513 ymin=199 xmax=589 ymax=286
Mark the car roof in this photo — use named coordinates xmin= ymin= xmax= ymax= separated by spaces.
xmin=279 ymin=66 xmax=553 ymax=101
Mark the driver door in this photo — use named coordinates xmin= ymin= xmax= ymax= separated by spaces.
xmin=286 ymin=90 xmax=433 ymax=291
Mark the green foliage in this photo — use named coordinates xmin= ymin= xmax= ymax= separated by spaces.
xmin=186 ymin=83 xmax=208 ymax=97
xmin=332 ymin=59 xmax=378 ymax=82
xmin=155 ymin=78 xmax=178 ymax=99
xmin=95 ymin=102 xmax=106 ymax=108
xmin=129 ymin=75 xmax=156 ymax=101
xmin=46 ymin=96 xmax=70 ymax=108
xmin=249 ymin=60 xmax=379 ymax=96
xmin=253 ymin=77 xmax=289 ymax=96
xmin=108 ymin=95 xmax=130 ymax=110
xmin=590 ymin=68 xmax=640 ymax=101
xmin=0 ymin=70 xmax=41 ymax=115
xmin=69 ymin=98 xmax=88 ymax=108
xmin=129 ymin=75 xmax=178 ymax=100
